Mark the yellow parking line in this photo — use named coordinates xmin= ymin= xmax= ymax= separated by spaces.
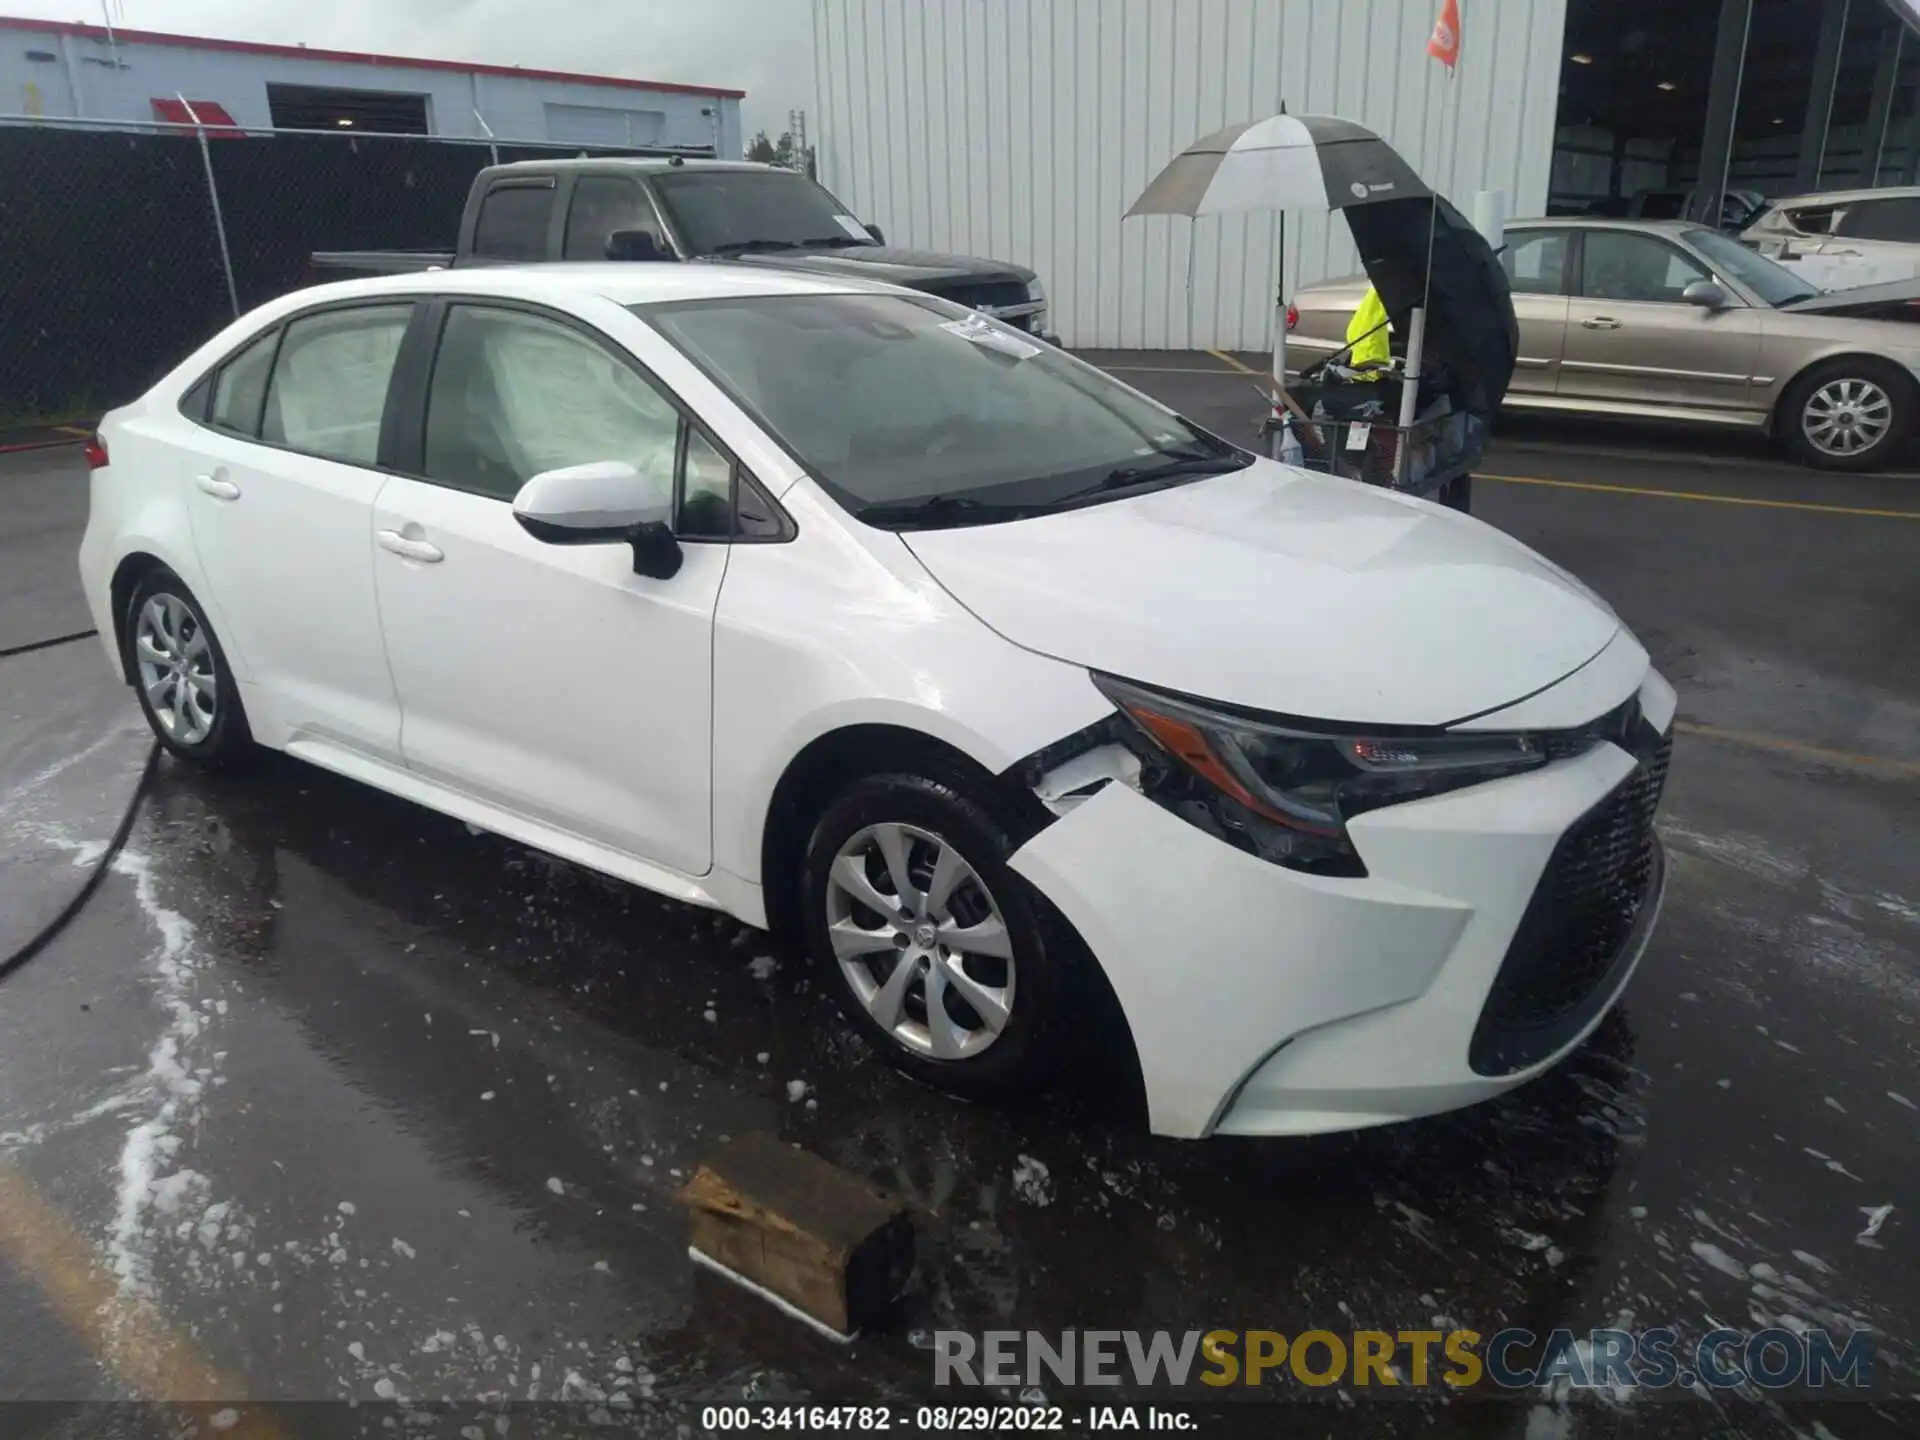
xmin=1207 ymin=349 xmax=1263 ymax=375
xmin=56 ymin=425 xmax=93 ymax=438
xmin=0 ymin=1162 xmax=281 ymax=1428
xmin=1674 ymin=721 xmax=1920 ymax=779
xmin=1481 ymin=471 xmax=1920 ymax=520
xmin=1102 ymin=363 xmax=1245 ymax=377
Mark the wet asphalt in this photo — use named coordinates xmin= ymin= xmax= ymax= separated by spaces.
xmin=1 ymin=369 xmax=1916 ymax=1438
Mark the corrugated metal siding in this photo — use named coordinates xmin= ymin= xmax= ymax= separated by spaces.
xmin=813 ymin=0 xmax=1567 ymax=350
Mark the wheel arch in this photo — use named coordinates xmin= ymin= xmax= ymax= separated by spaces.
xmin=757 ymin=722 xmax=1048 ymax=948
xmin=107 ymin=551 xmax=173 ymax=684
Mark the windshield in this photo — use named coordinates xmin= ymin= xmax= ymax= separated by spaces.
xmin=650 ymin=170 xmax=877 ymax=255
xmin=639 ymin=293 xmax=1249 ymax=526
xmin=1681 ymin=227 xmax=1820 ymax=307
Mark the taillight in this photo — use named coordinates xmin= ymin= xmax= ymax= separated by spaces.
xmin=1285 ymin=303 xmax=1299 ymax=332
xmin=84 ymin=435 xmax=109 ymax=470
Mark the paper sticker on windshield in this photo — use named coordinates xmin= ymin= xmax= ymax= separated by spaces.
xmin=832 ymin=214 xmax=871 ymax=240
xmin=940 ymin=313 xmax=1042 ymax=360
xmin=1345 ymin=423 xmax=1372 ymax=452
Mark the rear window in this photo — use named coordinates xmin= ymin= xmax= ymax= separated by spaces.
xmin=472 ymin=183 xmax=554 ymax=261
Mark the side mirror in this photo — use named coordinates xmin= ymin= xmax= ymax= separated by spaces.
xmin=865 ymin=222 xmax=885 ymax=245
xmin=606 ymin=229 xmax=671 ymax=262
xmin=512 ymin=461 xmax=682 ymax=579
xmin=1682 ymin=280 xmax=1729 ymax=310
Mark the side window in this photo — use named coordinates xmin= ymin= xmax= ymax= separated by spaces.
xmin=1836 ymin=197 xmax=1920 ymax=242
xmin=678 ymin=425 xmax=733 ymax=539
xmin=1578 ymin=231 xmax=1708 ymax=303
xmin=472 ymin=183 xmax=554 ymax=261
xmin=208 ymin=329 xmax=279 ymax=436
xmin=261 ymin=305 xmax=412 ymax=464
xmin=565 ymin=177 xmax=664 ymax=261
xmin=1501 ymin=231 xmax=1569 ymax=296
xmin=1786 ymin=205 xmax=1837 ymax=236
xmin=422 ymin=305 xmax=679 ymax=502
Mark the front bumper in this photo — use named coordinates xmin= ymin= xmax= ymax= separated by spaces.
xmin=1008 ymin=670 xmax=1674 ymax=1139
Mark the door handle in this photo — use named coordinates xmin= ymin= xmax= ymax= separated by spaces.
xmin=1580 ymin=316 xmax=1622 ymax=330
xmin=194 ymin=473 xmax=240 ymax=500
xmin=376 ymin=529 xmax=444 ymax=563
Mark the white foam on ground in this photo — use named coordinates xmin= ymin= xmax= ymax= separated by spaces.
xmin=687 ymin=1246 xmax=855 ymax=1344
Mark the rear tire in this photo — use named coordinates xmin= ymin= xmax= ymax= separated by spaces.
xmin=1780 ymin=358 xmax=1911 ymax=472
xmin=123 ymin=569 xmax=253 ymax=769
xmin=800 ymin=771 xmax=1072 ymax=1102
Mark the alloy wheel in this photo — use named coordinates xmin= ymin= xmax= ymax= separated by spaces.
xmin=135 ymin=593 xmax=218 ymax=745
xmin=1802 ymin=377 xmax=1893 ymax=459
xmin=824 ymin=822 xmax=1015 ymax=1061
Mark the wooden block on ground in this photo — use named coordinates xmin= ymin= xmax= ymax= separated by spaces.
xmin=681 ymin=1131 xmax=914 ymax=1339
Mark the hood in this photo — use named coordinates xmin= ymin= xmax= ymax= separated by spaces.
xmin=1344 ymin=195 xmax=1519 ymax=415
xmin=901 ymin=460 xmax=1621 ymax=728
xmin=723 ymin=245 xmax=1034 ymax=294
xmin=1781 ymin=275 xmax=1920 ymax=321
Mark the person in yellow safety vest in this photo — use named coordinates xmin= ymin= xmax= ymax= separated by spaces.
xmin=1345 ymin=285 xmax=1392 ymax=379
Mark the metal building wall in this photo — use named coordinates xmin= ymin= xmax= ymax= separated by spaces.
xmin=812 ymin=0 xmax=1567 ymax=350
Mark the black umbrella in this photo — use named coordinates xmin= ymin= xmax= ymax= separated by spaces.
xmin=1344 ymin=194 xmax=1518 ymax=415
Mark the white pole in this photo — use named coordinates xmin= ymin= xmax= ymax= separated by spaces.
xmin=1472 ymin=189 xmax=1506 ymax=249
xmin=1269 ymin=211 xmax=1288 ymax=460
xmin=1396 ymin=305 xmax=1426 ymax=481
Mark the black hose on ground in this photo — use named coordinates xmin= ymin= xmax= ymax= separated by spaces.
xmin=0 ymin=627 xmax=162 ymax=982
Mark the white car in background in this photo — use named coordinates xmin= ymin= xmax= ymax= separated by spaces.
xmin=1743 ymin=187 xmax=1920 ymax=292
xmin=78 ymin=264 xmax=1674 ymax=1140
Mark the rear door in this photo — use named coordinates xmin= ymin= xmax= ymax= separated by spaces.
xmin=1497 ymin=227 xmax=1573 ymax=399
xmin=1558 ymin=228 xmax=1763 ymax=415
xmin=369 ymin=299 xmax=733 ymax=876
xmin=182 ymin=301 xmax=414 ymax=757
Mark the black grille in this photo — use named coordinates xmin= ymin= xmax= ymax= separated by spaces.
xmin=1469 ymin=723 xmax=1672 ymax=1075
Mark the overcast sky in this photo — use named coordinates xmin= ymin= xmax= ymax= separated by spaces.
xmin=14 ymin=0 xmax=815 ymax=134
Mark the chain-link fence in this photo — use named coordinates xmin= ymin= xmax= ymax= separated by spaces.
xmin=0 ymin=117 xmax=700 ymax=431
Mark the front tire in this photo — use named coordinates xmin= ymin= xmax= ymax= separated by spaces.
xmin=800 ymin=772 xmax=1070 ymax=1101
xmin=1781 ymin=359 xmax=1911 ymax=472
xmin=123 ymin=569 xmax=253 ymax=768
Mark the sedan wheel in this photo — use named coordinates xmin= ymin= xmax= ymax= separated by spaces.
xmin=1782 ymin=359 xmax=1912 ymax=472
xmin=824 ymin=821 xmax=1015 ymax=1061
xmin=135 ymin=592 xmax=219 ymax=745
xmin=1802 ymin=377 xmax=1893 ymax=461
xmin=124 ymin=569 xmax=252 ymax=767
xmin=801 ymin=770 xmax=1081 ymax=1101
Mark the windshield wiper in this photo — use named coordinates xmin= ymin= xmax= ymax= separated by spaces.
xmin=1051 ymin=447 xmax=1249 ymax=505
xmin=709 ymin=238 xmax=806 ymax=256
xmin=794 ymin=235 xmax=876 ymax=249
xmin=857 ymin=494 xmax=1039 ymax=529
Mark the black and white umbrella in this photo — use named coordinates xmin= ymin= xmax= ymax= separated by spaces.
xmin=1124 ymin=113 xmax=1430 ymax=220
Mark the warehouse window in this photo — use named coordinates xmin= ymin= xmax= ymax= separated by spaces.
xmin=266 ymin=84 xmax=429 ymax=134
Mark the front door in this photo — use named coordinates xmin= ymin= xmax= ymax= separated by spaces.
xmin=1558 ymin=228 xmax=1763 ymax=415
xmin=182 ymin=301 xmax=414 ymax=758
xmin=371 ymin=301 xmax=727 ymax=876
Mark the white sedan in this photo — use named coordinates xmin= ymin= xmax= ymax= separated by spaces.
xmin=78 ymin=263 xmax=1674 ymax=1139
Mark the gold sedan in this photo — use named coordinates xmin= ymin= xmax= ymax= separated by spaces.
xmin=1288 ymin=217 xmax=1920 ymax=472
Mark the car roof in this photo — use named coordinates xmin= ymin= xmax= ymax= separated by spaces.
xmin=1508 ymin=217 xmax=1707 ymax=236
xmin=1771 ymin=186 xmax=1920 ymax=208
xmin=485 ymin=157 xmax=784 ymax=176
xmin=280 ymin=261 xmax=891 ymax=311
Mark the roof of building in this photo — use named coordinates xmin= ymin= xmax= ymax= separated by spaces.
xmin=0 ymin=16 xmax=746 ymax=100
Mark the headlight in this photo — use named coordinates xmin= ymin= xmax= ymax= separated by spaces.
xmin=1026 ymin=276 xmax=1047 ymax=312
xmin=1096 ymin=675 xmax=1551 ymax=875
